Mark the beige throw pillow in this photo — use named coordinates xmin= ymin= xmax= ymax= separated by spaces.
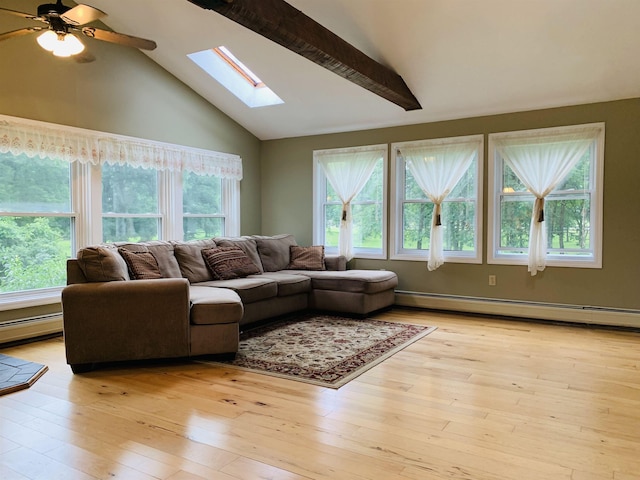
xmin=287 ymin=245 xmax=326 ymax=270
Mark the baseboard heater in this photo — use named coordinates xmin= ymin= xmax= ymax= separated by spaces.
xmin=394 ymin=291 xmax=640 ymax=328
xmin=0 ymin=313 xmax=63 ymax=345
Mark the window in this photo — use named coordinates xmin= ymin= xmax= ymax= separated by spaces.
xmin=0 ymin=114 xmax=242 ymax=307
xmin=488 ymin=123 xmax=604 ymax=270
xmin=313 ymin=145 xmax=387 ymax=259
xmin=391 ymin=135 xmax=483 ymax=265
xmin=182 ymin=171 xmax=225 ymax=241
xmin=102 ymin=164 xmax=161 ymax=243
xmin=0 ymin=153 xmax=74 ymax=294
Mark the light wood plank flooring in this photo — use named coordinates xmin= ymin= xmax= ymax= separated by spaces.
xmin=0 ymin=308 xmax=638 ymax=480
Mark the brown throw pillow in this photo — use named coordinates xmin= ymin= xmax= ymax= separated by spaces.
xmin=287 ymin=245 xmax=326 ymax=271
xmin=202 ymin=247 xmax=261 ymax=280
xmin=118 ymin=248 xmax=163 ymax=280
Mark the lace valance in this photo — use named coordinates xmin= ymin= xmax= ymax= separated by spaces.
xmin=0 ymin=114 xmax=242 ymax=179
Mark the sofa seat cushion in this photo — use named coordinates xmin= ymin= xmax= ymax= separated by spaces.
xmin=254 ymin=272 xmax=312 ymax=297
xmin=284 ymin=269 xmax=398 ymax=294
xmin=189 ymin=286 xmax=243 ymax=325
xmin=195 ymin=277 xmax=277 ymax=304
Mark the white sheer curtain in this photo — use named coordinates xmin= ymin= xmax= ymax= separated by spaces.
xmin=0 ymin=114 xmax=242 ymax=179
xmin=493 ymin=126 xmax=601 ymax=276
xmin=316 ymin=146 xmax=383 ymax=261
xmin=398 ymin=138 xmax=481 ymax=271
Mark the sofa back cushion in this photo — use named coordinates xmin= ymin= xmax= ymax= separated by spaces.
xmin=173 ymin=239 xmax=217 ymax=283
xmin=214 ymin=236 xmax=264 ymax=273
xmin=76 ymin=245 xmax=130 ymax=282
xmin=253 ymin=234 xmax=297 ymax=272
xmin=118 ymin=241 xmax=182 ymax=278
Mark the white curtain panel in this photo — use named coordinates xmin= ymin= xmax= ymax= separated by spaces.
xmin=494 ymin=126 xmax=600 ymax=276
xmin=398 ymin=139 xmax=480 ymax=271
xmin=317 ymin=147 xmax=382 ymax=260
xmin=0 ymin=114 xmax=242 ymax=179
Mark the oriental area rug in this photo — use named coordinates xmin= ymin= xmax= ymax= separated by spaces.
xmin=202 ymin=314 xmax=436 ymax=388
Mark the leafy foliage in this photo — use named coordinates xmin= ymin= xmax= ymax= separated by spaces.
xmin=0 ymin=217 xmax=70 ymax=293
xmin=499 ymin=154 xmax=592 ymax=254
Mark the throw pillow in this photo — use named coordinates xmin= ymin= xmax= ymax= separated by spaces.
xmin=118 ymin=248 xmax=163 ymax=280
xmin=214 ymin=236 xmax=264 ymax=273
xmin=287 ymin=245 xmax=326 ymax=270
xmin=202 ymin=246 xmax=262 ymax=280
xmin=118 ymin=241 xmax=182 ymax=278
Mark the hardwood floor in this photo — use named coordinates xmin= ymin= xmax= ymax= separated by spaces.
xmin=0 ymin=308 xmax=639 ymax=480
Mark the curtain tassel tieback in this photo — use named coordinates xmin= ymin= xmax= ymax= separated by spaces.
xmin=535 ymin=197 xmax=545 ymax=223
xmin=341 ymin=201 xmax=351 ymax=224
xmin=434 ymin=203 xmax=442 ymax=226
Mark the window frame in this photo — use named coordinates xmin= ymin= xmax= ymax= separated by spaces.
xmin=487 ymin=123 xmax=605 ymax=269
xmin=312 ymin=144 xmax=388 ymax=260
xmin=390 ymin=134 xmax=484 ymax=264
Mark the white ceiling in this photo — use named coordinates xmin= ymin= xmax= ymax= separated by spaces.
xmin=6 ymin=0 xmax=640 ymax=140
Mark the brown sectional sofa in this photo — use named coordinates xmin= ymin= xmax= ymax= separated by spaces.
xmin=62 ymin=234 xmax=398 ymax=373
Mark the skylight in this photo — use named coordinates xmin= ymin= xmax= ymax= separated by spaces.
xmin=188 ymin=46 xmax=284 ymax=108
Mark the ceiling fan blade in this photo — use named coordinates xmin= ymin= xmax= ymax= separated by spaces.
xmin=0 ymin=7 xmax=40 ymax=21
xmin=61 ymin=4 xmax=106 ymax=26
xmin=0 ymin=27 xmax=42 ymax=43
xmin=81 ymin=27 xmax=156 ymax=50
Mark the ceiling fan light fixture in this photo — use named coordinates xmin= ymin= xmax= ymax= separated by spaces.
xmin=36 ymin=29 xmax=58 ymax=51
xmin=53 ymin=33 xmax=84 ymax=57
xmin=37 ymin=30 xmax=84 ymax=57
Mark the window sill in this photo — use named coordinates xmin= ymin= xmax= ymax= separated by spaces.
xmin=488 ymin=256 xmax=601 ymax=269
xmin=0 ymin=289 xmax=63 ymax=311
xmin=391 ymin=252 xmax=482 ymax=264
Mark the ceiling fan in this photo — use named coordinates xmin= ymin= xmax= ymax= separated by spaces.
xmin=0 ymin=0 xmax=156 ymax=58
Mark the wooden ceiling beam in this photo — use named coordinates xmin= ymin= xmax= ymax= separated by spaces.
xmin=187 ymin=0 xmax=422 ymax=111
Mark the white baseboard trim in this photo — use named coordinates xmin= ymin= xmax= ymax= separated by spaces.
xmin=0 ymin=314 xmax=63 ymax=345
xmin=394 ymin=291 xmax=640 ymax=328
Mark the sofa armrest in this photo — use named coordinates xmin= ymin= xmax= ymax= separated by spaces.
xmin=62 ymin=278 xmax=191 ymax=366
xmin=324 ymin=255 xmax=347 ymax=271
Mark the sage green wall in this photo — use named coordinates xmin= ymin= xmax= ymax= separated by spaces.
xmin=261 ymin=98 xmax=640 ymax=311
xmin=0 ymin=0 xmax=261 ymax=323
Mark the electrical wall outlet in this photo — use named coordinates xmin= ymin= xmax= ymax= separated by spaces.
xmin=488 ymin=275 xmax=497 ymax=286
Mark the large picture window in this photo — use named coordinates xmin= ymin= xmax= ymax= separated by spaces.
xmin=0 ymin=114 xmax=242 ymax=306
xmin=487 ymin=123 xmax=604 ymax=273
xmin=313 ymin=145 xmax=387 ymax=260
xmin=391 ymin=135 xmax=483 ymax=268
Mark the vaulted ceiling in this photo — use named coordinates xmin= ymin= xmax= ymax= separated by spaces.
xmin=4 ymin=0 xmax=640 ymax=140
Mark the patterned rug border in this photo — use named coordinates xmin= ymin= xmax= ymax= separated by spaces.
xmin=200 ymin=315 xmax=437 ymax=389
